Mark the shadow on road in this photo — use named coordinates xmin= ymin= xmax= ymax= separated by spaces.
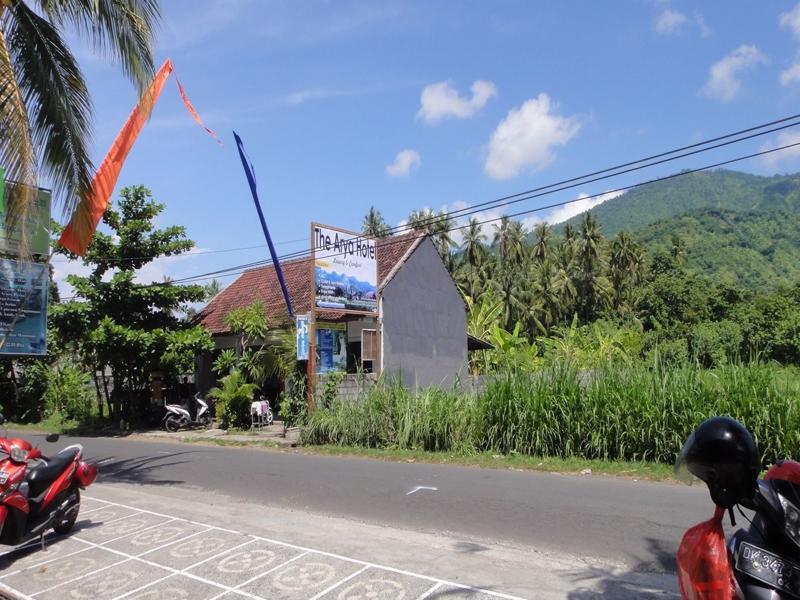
xmin=93 ymin=451 xmax=204 ymax=486
xmin=564 ymin=537 xmax=678 ymax=599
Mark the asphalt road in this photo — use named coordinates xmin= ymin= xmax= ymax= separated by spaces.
xmin=12 ymin=430 xmax=711 ymax=575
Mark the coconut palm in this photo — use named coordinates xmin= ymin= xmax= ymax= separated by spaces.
xmin=609 ymin=231 xmax=642 ymax=310
xmin=670 ymin=234 xmax=687 ymax=266
xmin=0 ymin=1 xmax=160 ymax=220
xmin=361 ymin=206 xmax=390 ymax=238
xmin=575 ymin=212 xmax=609 ymax=321
xmin=531 ymin=222 xmax=551 ymax=264
xmin=462 ymin=218 xmax=486 ymax=270
xmin=529 ymin=258 xmax=561 ymax=335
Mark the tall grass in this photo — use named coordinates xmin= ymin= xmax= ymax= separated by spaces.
xmin=303 ymin=361 xmax=800 ymax=465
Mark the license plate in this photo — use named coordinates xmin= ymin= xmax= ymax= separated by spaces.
xmin=736 ymin=541 xmax=800 ymax=597
xmin=0 ymin=471 xmax=7 ymax=485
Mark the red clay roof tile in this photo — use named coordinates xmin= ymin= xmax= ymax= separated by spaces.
xmin=199 ymin=232 xmax=422 ymax=335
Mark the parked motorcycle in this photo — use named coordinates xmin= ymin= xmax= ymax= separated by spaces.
xmin=162 ymin=393 xmax=212 ymax=432
xmin=0 ymin=413 xmax=97 ymax=548
xmin=676 ymin=416 xmax=800 ymax=599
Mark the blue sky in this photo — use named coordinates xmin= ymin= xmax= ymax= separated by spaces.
xmin=52 ymin=1 xmax=800 ymax=295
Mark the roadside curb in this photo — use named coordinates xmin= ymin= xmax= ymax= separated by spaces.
xmin=132 ymin=426 xmax=302 ymax=448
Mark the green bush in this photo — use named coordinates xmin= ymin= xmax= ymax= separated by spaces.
xmin=207 ymin=371 xmax=257 ymax=429
xmin=690 ymin=320 xmax=743 ymax=367
xmin=303 ymin=360 xmax=800 ymax=466
xmin=278 ymin=372 xmax=307 ymax=427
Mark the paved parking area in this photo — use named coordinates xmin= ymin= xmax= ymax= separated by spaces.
xmin=0 ymin=496 xmax=527 ymax=600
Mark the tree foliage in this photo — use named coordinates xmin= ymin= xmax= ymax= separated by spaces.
xmin=50 ymin=185 xmax=213 ymax=424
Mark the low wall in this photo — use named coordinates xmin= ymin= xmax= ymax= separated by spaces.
xmin=314 ymin=373 xmax=378 ymax=403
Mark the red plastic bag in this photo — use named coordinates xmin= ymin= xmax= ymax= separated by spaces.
xmin=676 ymin=506 xmax=736 ymax=600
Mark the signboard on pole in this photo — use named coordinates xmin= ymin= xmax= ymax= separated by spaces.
xmin=296 ymin=314 xmax=309 ymax=360
xmin=315 ymin=322 xmax=347 ymax=373
xmin=312 ymin=224 xmax=377 ymax=314
xmin=0 ymin=182 xmax=51 ymax=256
xmin=0 ymin=259 xmax=48 ymax=356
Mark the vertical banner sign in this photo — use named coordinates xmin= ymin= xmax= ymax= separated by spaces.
xmin=313 ymin=224 xmax=377 ymax=314
xmin=234 ymin=131 xmax=294 ymax=319
xmin=0 ymin=259 xmax=48 ymax=356
xmin=0 ymin=185 xmax=51 ymax=256
xmin=315 ymin=322 xmax=347 ymax=373
xmin=296 ymin=314 xmax=309 ymax=360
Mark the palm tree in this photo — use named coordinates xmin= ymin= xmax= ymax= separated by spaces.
xmin=609 ymin=231 xmax=641 ymax=310
xmin=1 ymin=1 xmax=160 ymax=220
xmin=529 ymin=258 xmax=561 ymax=335
xmin=462 ymin=218 xmax=486 ymax=271
xmin=362 ymin=206 xmax=390 ymax=238
xmin=575 ymin=212 xmax=608 ymax=321
xmin=670 ymin=235 xmax=687 ymax=266
xmin=532 ymin=222 xmax=551 ymax=264
xmin=461 ymin=218 xmax=487 ymax=300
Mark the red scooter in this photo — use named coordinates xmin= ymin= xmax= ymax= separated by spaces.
xmin=0 ymin=413 xmax=97 ymax=548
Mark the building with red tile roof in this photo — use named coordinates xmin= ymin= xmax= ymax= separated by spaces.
xmin=196 ymin=231 xmax=468 ymax=394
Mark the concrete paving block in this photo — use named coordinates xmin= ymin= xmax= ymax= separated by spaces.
xmin=240 ymin=553 xmax=365 ymax=600
xmin=123 ymin=574 xmax=226 ymax=600
xmin=119 ymin=521 xmax=209 ymax=557
xmin=78 ymin=512 xmax=171 ymax=546
xmin=426 ymin=586 xmax=497 ymax=600
xmin=319 ymin=570 xmax=434 ymax=600
xmin=71 ymin=507 xmax=143 ymax=543
xmin=143 ymin=529 xmax=252 ymax=570
xmin=35 ymin=557 xmax=172 ymax=600
xmin=1 ymin=547 xmax=123 ymax=596
xmin=0 ymin=536 xmax=87 ymax=576
xmin=186 ymin=539 xmax=303 ymax=588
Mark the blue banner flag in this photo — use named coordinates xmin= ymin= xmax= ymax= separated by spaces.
xmin=233 ymin=131 xmax=294 ymax=319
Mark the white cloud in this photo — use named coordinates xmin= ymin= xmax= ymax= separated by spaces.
xmin=781 ymin=59 xmax=800 ymax=86
xmin=701 ymin=44 xmax=767 ymax=102
xmin=53 ymin=247 xmax=211 ymax=299
xmin=760 ymin=130 xmax=800 ymax=169
xmin=484 ymin=93 xmax=580 ymax=180
xmin=781 ymin=3 xmax=800 ymax=40
xmin=695 ymin=13 xmax=712 ymax=38
xmin=385 ymin=149 xmax=421 ymax=177
xmin=417 ymin=80 xmax=497 ymax=125
xmin=523 ymin=190 xmax=625 ymax=228
xmin=654 ymin=9 xmax=687 ymax=35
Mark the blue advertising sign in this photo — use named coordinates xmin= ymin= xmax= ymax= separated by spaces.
xmin=296 ymin=314 xmax=309 ymax=360
xmin=0 ymin=259 xmax=48 ymax=356
xmin=313 ymin=224 xmax=377 ymax=314
xmin=315 ymin=322 xmax=346 ymax=373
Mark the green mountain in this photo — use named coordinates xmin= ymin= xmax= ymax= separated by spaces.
xmin=559 ymin=169 xmax=800 ymax=289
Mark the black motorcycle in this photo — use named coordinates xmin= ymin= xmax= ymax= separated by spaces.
xmin=677 ymin=416 xmax=800 ymax=599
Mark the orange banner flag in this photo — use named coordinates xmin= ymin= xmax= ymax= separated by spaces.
xmin=176 ymin=78 xmax=222 ymax=146
xmin=59 ymin=59 xmax=175 ymax=256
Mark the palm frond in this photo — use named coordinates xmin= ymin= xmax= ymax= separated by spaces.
xmin=39 ymin=0 xmax=160 ymax=92
xmin=6 ymin=2 xmax=93 ymax=218
xmin=0 ymin=18 xmax=36 ymax=229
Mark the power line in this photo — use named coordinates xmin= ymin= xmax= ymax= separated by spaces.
xmin=162 ymin=137 xmax=800 ymax=288
xmin=50 ymin=112 xmax=800 ymax=265
xmin=160 ymin=112 xmax=800 ymax=277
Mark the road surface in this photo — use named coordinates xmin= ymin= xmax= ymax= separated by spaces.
xmin=9 ymin=430 xmax=708 ymax=576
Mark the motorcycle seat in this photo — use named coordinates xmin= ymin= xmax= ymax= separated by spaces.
xmin=26 ymin=446 xmax=81 ymax=498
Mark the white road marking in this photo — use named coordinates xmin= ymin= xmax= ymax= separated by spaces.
xmin=206 ymin=552 xmax=310 ymax=600
xmin=406 ymin=486 xmax=438 ymax=496
xmin=1 ymin=495 xmax=528 ymax=600
xmin=417 ymin=582 xmax=443 ymax=600
xmin=93 ymin=458 xmax=116 ymax=466
xmin=308 ymin=565 xmax=370 ymax=600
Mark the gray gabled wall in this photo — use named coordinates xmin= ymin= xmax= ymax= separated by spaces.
xmin=380 ymin=238 xmax=467 ymax=389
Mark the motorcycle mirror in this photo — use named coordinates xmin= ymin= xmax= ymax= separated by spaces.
xmin=45 ymin=433 xmax=60 ymax=443
xmin=0 ymin=413 xmax=5 ymax=425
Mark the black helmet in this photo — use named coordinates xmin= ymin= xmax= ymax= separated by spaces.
xmin=676 ymin=416 xmax=760 ymax=508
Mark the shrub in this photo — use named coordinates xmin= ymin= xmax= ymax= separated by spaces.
xmin=207 ymin=371 xmax=257 ymax=429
